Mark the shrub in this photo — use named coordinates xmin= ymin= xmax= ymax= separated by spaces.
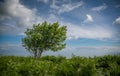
xmin=0 ymin=55 xmax=119 ymax=76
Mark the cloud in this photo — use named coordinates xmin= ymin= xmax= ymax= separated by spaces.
xmin=0 ymin=43 xmax=30 ymax=56
xmin=39 ymin=14 xmax=113 ymax=40
xmin=58 ymin=1 xmax=83 ymax=14
xmin=64 ymin=46 xmax=120 ymax=57
xmin=0 ymin=0 xmax=43 ymax=35
xmin=0 ymin=23 xmax=19 ymax=35
xmin=115 ymin=5 xmax=120 ymax=8
xmin=59 ymin=22 xmax=114 ymax=40
xmin=113 ymin=16 xmax=120 ymax=25
xmin=41 ymin=14 xmax=114 ymax=40
xmin=91 ymin=4 xmax=107 ymax=12
xmin=84 ymin=14 xmax=94 ymax=23
xmin=0 ymin=0 xmax=115 ymax=40
xmin=0 ymin=43 xmax=119 ymax=57
xmin=50 ymin=0 xmax=84 ymax=14
xmin=50 ymin=0 xmax=59 ymax=9
xmin=43 ymin=46 xmax=120 ymax=58
xmin=37 ymin=0 xmax=49 ymax=4
xmin=0 ymin=0 xmax=58 ymax=35
xmin=46 ymin=14 xmax=59 ymax=23
xmin=0 ymin=0 xmax=38 ymax=27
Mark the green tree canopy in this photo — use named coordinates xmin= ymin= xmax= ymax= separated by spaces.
xmin=22 ymin=21 xmax=67 ymax=59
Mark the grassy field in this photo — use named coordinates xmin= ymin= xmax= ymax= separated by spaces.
xmin=0 ymin=55 xmax=120 ymax=76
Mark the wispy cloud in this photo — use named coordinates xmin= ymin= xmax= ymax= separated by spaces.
xmin=91 ymin=4 xmax=107 ymax=12
xmin=84 ymin=14 xmax=94 ymax=23
xmin=46 ymin=14 xmax=59 ymax=23
xmin=37 ymin=0 xmax=49 ymax=4
xmin=113 ymin=16 xmax=120 ymax=25
xmin=59 ymin=22 xmax=114 ymax=40
xmin=0 ymin=43 xmax=30 ymax=56
xmin=50 ymin=0 xmax=84 ymax=14
xmin=50 ymin=0 xmax=59 ymax=9
xmin=1 ymin=43 xmax=119 ymax=57
xmin=43 ymin=46 xmax=120 ymax=57
xmin=115 ymin=5 xmax=120 ymax=8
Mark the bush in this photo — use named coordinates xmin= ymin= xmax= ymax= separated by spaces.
xmin=0 ymin=55 xmax=120 ymax=76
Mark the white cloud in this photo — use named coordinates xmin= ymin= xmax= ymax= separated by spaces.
xmin=84 ymin=14 xmax=94 ymax=23
xmin=63 ymin=46 xmax=120 ymax=57
xmin=46 ymin=14 xmax=58 ymax=23
xmin=43 ymin=46 xmax=120 ymax=58
xmin=91 ymin=4 xmax=107 ymax=12
xmin=50 ymin=0 xmax=59 ymax=9
xmin=113 ymin=16 xmax=120 ymax=25
xmin=0 ymin=23 xmax=19 ymax=35
xmin=115 ymin=5 xmax=120 ymax=8
xmin=1 ymin=43 xmax=119 ymax=57
xmin=50 ymin=0 xmax=84 ymax=14
xmin=0 ymin=0 xmax=115 ymax=40
xmin=39 ymin=13 xmax=114 ymax=40
xmin=59 ymin=22 xmax=114 ymax=40
xmin=44 ymin=14 xmax=114 ymax=40
xmin=0 ymin=43 xmax=30 ymax=56
xmin=0 ymin=0 xmax=58 ymax=35
xmin=0 ymin=0 xmax=43 ymax=35
xmin=37 ymin=0 xmax=49 ymax=4
xmin=0 ymin=0 xmax=38 ymax=27
xmin=58 ymin=2 xmax=83 ymax=14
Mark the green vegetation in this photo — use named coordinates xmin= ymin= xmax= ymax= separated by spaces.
xmin=22 ymin=21 xmax=67 ymax=59
xmin=0 ymin=55 xmax=120 ymax=76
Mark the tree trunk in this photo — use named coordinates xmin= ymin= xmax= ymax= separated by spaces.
xmin=38 ymin=50 xmax=43 ymax=59
xmin=34 ymin=49 xmax=43 ymax=59
xmin=34 ymin=50 xmax=37 ymax=59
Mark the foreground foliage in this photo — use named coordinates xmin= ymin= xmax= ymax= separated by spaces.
xmin=0 ymin=55 xmax=120 ymax=76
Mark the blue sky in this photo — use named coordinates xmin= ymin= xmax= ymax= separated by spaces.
xmin=0 ymin=0 xmax=120 ymax=57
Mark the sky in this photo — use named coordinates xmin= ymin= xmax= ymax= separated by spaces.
xmin=0 ymin=0 xmax=120 ymax=57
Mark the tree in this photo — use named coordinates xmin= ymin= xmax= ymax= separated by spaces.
xmin=22 ymin=21 xmax=67 ymax=59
